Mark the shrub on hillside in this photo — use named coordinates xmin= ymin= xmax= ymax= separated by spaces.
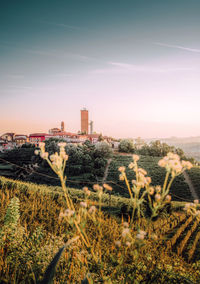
xmin=119 ymin=139 xmax=135 ymax=153
xmin=94 ymin=141 xmax=113 ymax=158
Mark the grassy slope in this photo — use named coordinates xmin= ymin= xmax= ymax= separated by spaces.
xmin=1 ymin=176 xmax=200 ymax=283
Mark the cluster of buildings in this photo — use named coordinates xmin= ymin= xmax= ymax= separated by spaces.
xmin=0 ymin=109 xmax=112 ymax=151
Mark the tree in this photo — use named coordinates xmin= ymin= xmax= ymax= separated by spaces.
xmin=118 ymin=139 xmax=135 ymax=153
xmin=94 ymin=141 xmax=113 ymax=158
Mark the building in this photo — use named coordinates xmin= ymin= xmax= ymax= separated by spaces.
xmin=14 ymin=135 xmax=29 ymax=146
xmin=53 ymin=132 xmax=88 ymax=143
xmin=49 ymin=121 xmax=65 ymax=135
xmin=0 ymin=133 xmax=28 ymax=148
xmin=81 ymin=108 xmax=89 ymax=134
xmin=1 ymin=133 xmax=15 ymax=142
xmin=89 ymin=121 xmax=93 ymax=135
xmin=61 ymin=121 xmax=65 ymax=131
xmin=29 ymin=133 xmax=52 ymax=146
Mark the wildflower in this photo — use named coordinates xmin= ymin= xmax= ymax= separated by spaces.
xmin=182 ymin=161 xmax=193 ymax=170
xmin=138 ymin=168 xmax=147 ymax=176
xmin=138 ymin=172 xmax=145 ymax=182
xmin=63 ymin=154 xmax=69 ymax=161
xmin=115 ymin=240 xmax=121 ymax=247
xmin=118 ymin=166 xmax=125 ymax=173
xmin=165 ymin=195 xmax=171 ymax=203
xmin=88 ymin=206 xmax=96 ymax=214
xmin=194 ymin=199 xmax=199 ymax=204
xmin=126 ymin=241 xmax=131 ymax=247
xmin=65 ymin=209 xmax=75 ymax=217
xmin=195 ymin=210 xmax=200 ymax=217
xmin=59 ymin=209 xmax=74 ymax=219
xmin=158 ymin=159 xmax=167 ymax=167
xmin=132 ymin=154 xmax=139 ymax=162
xmin=122 ymin=228 xmax=130 ymax=238
xmin=155 ymin=194 xmax=161 ymax=202
xmin=83 ymin=187 xmax=91 ymax=196
xmin=145 ymin=177 xmax=152 ymax=185
xmin=34 ymin=150 xmax=39 ymax=155
xmin=50 ymin=154 xmax=56 ymax=161
xmin=137 ymin=181 xmax=145 ymax=188
xmin=148 ymin=186 xmax=154 ymax=195
xmin=40 ymin=152 xmax=49 ymax=159
xmin=151 ymin=233 xmax=158 ymax=240
xmin=136 ymin=230 xmax=146 ymax=240
xmin=128 ymin=162 xmax=135 ymax=169
xmin=132 ymin=179 xmax=137 ymax=186
xmin=167 ymin=152 xmax=180 ymax=160
xmin=155 ymin=186 xmax=161 ymax=193
xmin=103 ymin=183 xmax=112 ymax=191
xmin=123 ymin=222 xmax=129 ymax=228
xmin=119 ymin=174 xmax=125 ymax=181
xmin=52 ymin=156 xmax=62 ymax=169
xmin=39 ymin=142 xmax=45 ymax=148
xmin=93 ymin=184 xmax=100 ymax=191
xmin=80 ymin=202 xmax=87 ymax=208
xmin=138 ymin=230 xmax=147 ymax=236
xmin=136 ymin=233 xmax=145 ymax=240
xmin=183 ymin=203 xmax=191 ymax=211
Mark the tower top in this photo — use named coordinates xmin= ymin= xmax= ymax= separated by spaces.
xmin=61 ymin=121 xmax=65 ymax=132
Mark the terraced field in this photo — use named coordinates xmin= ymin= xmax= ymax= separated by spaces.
xmin=187 ymin=167 xmax=200 ymax=199
xmin=106 ymin=155 xmax=194 ymax=202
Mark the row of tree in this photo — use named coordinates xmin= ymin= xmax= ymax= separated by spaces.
xmin=118 ymin=139 xmax=194 ymax=162
xmin=0 ymin=139 xmax=113 ymax=186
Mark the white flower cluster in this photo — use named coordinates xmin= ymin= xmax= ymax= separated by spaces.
xmin=158 ymin=152 xmax=193 ymax=176
xmin=136 ymin=230 xmax=147 ymax=240
xmin=35 ymin=141 xmax=69 ymax=173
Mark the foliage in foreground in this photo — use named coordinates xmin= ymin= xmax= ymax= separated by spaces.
xmin=0 ymin=144 xmax=200 ymax=283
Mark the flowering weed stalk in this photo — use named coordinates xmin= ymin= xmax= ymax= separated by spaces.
xmin=118 ymin=154 xmax=151 ymax=223
xmin=118 ymin=153 xmax=193 ymax=222
xmin=36 ymin=142 xmax=107 ymax=279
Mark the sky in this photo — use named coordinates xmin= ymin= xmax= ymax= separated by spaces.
xmin=0 ymin=0 xmax=200 ymax=138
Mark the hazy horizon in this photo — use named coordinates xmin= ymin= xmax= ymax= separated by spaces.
xmin=1 ymin=0 xmax=200 ymax=139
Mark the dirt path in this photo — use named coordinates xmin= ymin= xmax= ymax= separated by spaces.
xmin=183 ymin=171 xmax=199 ymax=201
xmin=102 ymin=158 xmax=112 ymax=184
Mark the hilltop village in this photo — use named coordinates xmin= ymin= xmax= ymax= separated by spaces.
xmin=0 ymin=109 xmax=114 ymax=150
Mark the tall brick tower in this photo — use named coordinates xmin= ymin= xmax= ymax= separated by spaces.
xmin=61 ymin=121 xmax=65 ymax=132
xmin=81 ymin=108 xmax=89 ymax=134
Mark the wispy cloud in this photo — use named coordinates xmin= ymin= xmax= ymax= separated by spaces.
xmin=50 ymin=73 xmax=72 ymax=78
xmin=0 ymin=41 xmax=90 ymax=62
xmin=153 ymin=42 xmax=200 ymax=53
xmin=92 ymin=61 xmax=193 ymax=75
xmin=38 ymin=20 xmax=83 ymax=31
xmin=5 ymin=74 xmax=25 ymax=79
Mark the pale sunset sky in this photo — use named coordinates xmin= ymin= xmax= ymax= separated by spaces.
xmin=0 ymin=0 xmax=200 ymax=138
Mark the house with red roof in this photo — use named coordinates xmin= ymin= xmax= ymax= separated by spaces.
xmin=29 ymin=133 xmax=53 ymax=146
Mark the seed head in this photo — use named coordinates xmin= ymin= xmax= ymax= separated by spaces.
xmin=132 ymin=154 xmax=139 ymax=162
xmin=122 ymin=228 xmax=130 ymax=238
xmin=165 ymin=195 xmax=171 ymax=203
xmin=123 ymin=222 xmax=129 ymax=228
xmin=88 ymin=206 xmax=96 ymax=214
xmin=155 ymin=193 xmax=161 ymax=202
xmin=118 ymin=166 xmax=125 ymax=173
xmin=80 ymin=201 xmax=87 ymax=208
xmin=103 ymin=183 xmax=112 ymax=191
xmin=115 ymin=241 xmax=121 ymax=248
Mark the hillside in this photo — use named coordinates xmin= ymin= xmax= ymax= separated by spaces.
xmin=1 ymin=151 xmax=200 ymax=202
xmin=105 ymin=154 xmax=199 ymax=202
xmin=0 ymin=176 xmax=200 ymax=283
